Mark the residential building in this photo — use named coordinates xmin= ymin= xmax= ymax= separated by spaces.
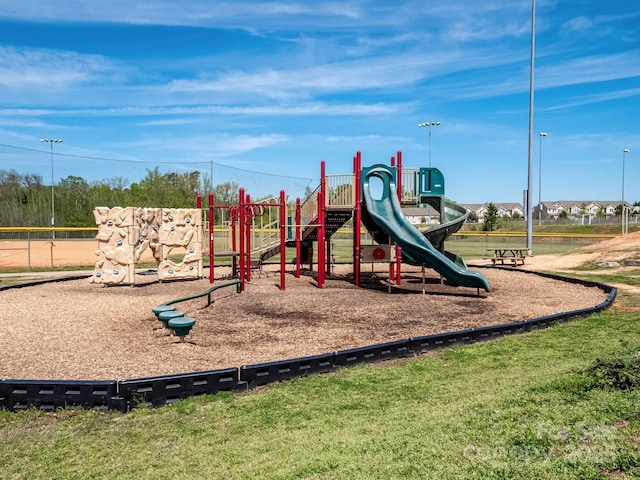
xmin=535 ymin=201 xmax=634 ymax=221
xmin=462 ymin=203 xmax=524 ymax=223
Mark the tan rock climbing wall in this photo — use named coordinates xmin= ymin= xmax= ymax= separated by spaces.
xmin=157 ymin=208 xmax=203 ymax=281
xmin=91 ymin=207 xmax=202 ymax=285
xmin=91 ymin=206 xmax=136 ymax=285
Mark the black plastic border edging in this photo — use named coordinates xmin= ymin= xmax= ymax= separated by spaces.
xmin=0 ymin=270 xmax=618 ymax=412
xmin=240 ymin=353 xmax=337 ymax=388
xmin=119 ymin=368 xmax=247 ymax=410
xmin=334 ymin=339 xmax=414 ymax=366
xmin=0 ymin=274 xmax=90 ymax=292
xmin=0 ymin=379 xmax=120 ymax=412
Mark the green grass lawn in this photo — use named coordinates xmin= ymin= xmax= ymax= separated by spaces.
xmin=1 ymin=279 xmax=640 ymax=478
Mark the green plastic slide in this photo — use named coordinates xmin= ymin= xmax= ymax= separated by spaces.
xmin=361 ymin=164 xmax=490 ymax=292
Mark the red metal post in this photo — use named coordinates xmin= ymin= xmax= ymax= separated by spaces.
xmin=353 ymin=151 xmax=362 ymax=286
xmin=317 ymin=161 xmax=326 ymax=288
xmin=279 ymin=189 xmax=286 ymax=291
xmin=397 ymin=150 xmax=402 ymax=202
xmin=238 ymin=188 xmax=245 ymax=291
xmin=295 ymin=197 xmax=301 ymax=278
xmin=208 ymin=193 xmax=214 ymax=284
xmin=245 ymin=193 xmax=251 ymax=283
xmin=396 ymin=150 xmax=403 ymax=285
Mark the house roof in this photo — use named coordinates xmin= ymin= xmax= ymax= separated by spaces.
xmin=541 ymin=200 xmax=630 ymax=208
xmin=402 ymin=207 xmax=432 ymax=216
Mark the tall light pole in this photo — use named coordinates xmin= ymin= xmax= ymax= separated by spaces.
xmin=418 ymin=121 xmax=440 ymax=167
xmin=526 ymin=0 xmax=537 ymax=255
xmin=622 ymin=148 xmax=630 ymax=235
xmin=40 ymin=138 xmax=62 ymax=239
xmin=538 ymin=132 xmax=547 ymax=225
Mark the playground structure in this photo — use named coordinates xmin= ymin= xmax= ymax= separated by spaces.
xmin=90 ymin=151 xmax=490 ymax=293
xmin=205 ymin=150 xmax=490 ymax=293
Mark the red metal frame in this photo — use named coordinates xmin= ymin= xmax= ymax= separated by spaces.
xmin=279 ymin=190 xmax=286 ymax=291
xmin=245 ymin=193 xmax=251 ymax=283
xmin=229 ymin=188 xmax=288 ymax=291
xmin=317 ymin=161 xmax=326 ymax=288
xmin=396 ymin=150 xmax=403 ymax=285
xmin=238 ymin=188 xmax=245 ymax=291
xmin=353 ymin=151 xmax=362 ymax=286
xmin=208 ymin=193 xmax=215 ymax=283
xmin=295 ymin=197 xmax=301 ymax=279
xmin=201 ymin=151 xmax=407 ymax=292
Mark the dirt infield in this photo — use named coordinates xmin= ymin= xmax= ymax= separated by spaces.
xmin=0 ymin=239 xmax=155 ymax=269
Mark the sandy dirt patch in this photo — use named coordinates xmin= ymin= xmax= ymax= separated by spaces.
xmin=0 ymin=239 xmax=155 ymax=270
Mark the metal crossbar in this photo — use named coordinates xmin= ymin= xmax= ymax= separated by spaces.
xmin=162 ymin=280 xmax=242 ymax=308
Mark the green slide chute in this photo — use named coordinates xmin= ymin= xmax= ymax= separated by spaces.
xmin=361 ymin=164 xmax=490 ymax=292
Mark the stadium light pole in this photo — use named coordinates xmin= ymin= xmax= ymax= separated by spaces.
xmin=40 ymin=138 xmax=63 ymax=239
xmin=538 ymin=132 xmax=547 ymax=225
xmin=622 ymin=148 xmax=630 ymax=235
xmin=418 ymin=121 xmax=440 ymax=167
xmin=526 ymin=0 xmax=537 ymax=255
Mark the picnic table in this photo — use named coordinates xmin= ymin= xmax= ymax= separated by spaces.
xmin=488 ymin=247 xmax=528 ymax=266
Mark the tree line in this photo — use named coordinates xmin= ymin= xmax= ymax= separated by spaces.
xmin=0 ymin=167 xmax=242 ymax=228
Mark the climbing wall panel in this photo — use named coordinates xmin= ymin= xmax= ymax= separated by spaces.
xmin=157 ymin=208 xmax=203 ymax=281
xmin=91 ymin=207 xmax=203 ymax=285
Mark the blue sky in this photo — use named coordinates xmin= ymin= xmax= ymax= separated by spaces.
xmin=0 ymin=0 xmax=638 ymax=204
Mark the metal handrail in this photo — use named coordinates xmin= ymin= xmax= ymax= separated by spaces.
xmin=325 ymin=174 xmax=355 ymax=208
xmin=161 ymin=279 xmax=242 ymax=308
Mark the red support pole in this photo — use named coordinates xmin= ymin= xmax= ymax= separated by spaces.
xmin=308 ymin=197 xmax=315 ymax=272
xmin=397 ymin=150 xmax=402 ymax=203
xmin=208 ymin=192 xmax=215 ymax=284
xmin=396 ymin=150 xmax=403 ymax=285
xmin=317 ymin=161 xmax=326 ymax=288
xmin=245 ymin=193 xmax=251 ymax=283
xmin=353 ymin=151 xmax=362 ymax=286
xmin=295 ymin=197 xmax=301 ymax=279
xmin=279 ymin=190 xmax=286 ymax=291
xmin=238 ymin=188 xmax=245 ymax=291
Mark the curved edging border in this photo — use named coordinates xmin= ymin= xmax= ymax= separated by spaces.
xmin=0 ymin=274 xmax=90 ymax=292
xmin=0 ymin=269 xmax=617 ymax=412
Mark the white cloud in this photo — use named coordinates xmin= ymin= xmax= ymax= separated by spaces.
xmin=539 ymin=51 xmax=640 ymax=88
xmin=0 ymin=46 xmax=125 ymax=90
xmin=0 ymin=1 xmax=366 ymax=27
xmin=562 ymin=16 xmax=594 ymax=32
xmin=539 ymin=87 xmax=640 ymax=112
xmin=2 ymin=101 xmax=406 ymax=119
xmin=121 ymin=132 xmax=292 ymax=158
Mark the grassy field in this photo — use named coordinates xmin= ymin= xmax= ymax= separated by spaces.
xmin=1 ymin=264 xmax=640 ymax=478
